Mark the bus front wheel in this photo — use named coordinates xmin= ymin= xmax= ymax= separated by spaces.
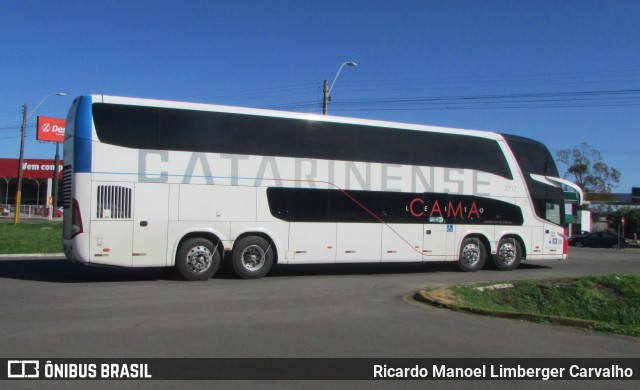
xmin=457 ymin=237 xmax=486 ymax=272
xmin=176 ymin=237 xmax=221 ymax=281
xmin=232 ymin=236 xmax=274 ymax=279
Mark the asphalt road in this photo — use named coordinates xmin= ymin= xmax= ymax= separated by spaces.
xmin=1 ymin=248 xmax=638 ymax=389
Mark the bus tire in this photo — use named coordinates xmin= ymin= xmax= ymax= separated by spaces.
xmin=176 ymin=237 xmax=221 ymax=281
xmin=493 ymin=238 xmax=522 ymax=271
xmin=232 ymin=236 xmax=273 ymax=279
xmin=457 ymin=237 xmax=486 ymax=272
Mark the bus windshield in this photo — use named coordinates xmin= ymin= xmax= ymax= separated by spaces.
xmin=503 ymin=134 xmax=565 ymax=226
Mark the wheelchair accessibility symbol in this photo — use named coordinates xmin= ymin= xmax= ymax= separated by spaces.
xmin=447 ymin=224 xmax=454 ymax=232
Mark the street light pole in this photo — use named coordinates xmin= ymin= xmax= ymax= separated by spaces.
xmin=13 ymin=104 xmax=27 ymax=224
xmin=27 ymin=178 xmax=42 ymax=207
xmin=13 ymin=92 xmax=66 ymax=224
xmin=51 ymin=141 xmax=60 ymax=217
xmin=322 ymin=61 xmax=357 ymax=115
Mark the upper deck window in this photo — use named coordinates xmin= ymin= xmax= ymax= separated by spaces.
xmin=93 ymin=103 xmax=513 ymax=179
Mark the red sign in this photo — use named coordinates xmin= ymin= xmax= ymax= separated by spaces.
xmin=36 ymin=116 xmax=66 ymax=142
xmin=0 ymin=158 xmax=64 ymax=179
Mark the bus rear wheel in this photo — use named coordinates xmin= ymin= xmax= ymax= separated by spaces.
xmin=176 ymin=237 xmax=221 ymax=281
xmin=493 ymin=238 xmax=522 ymax=271
xmin=232 ymin=236 xmax=274 ymax=279
xmin=457 ymin=237 xmax=486 ymax=272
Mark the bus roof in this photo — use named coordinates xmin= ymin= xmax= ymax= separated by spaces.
xmin=89 ymin=94 xmax=509 ymax=142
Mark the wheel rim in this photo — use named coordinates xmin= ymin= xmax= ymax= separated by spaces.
xmin=241 ymin=245 xmax=266 ymax=271
xmin=461 ymin=243 xmax=481 ymax=267
xmin=186 ymin=245 xmax=213 ymax=273
xmin=498 ymin=243 xmax=517 ymax=265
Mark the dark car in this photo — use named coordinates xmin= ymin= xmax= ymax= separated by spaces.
xmin=569 ymin=230 xmax=590 ymax=240
xmin=569 ymin=232 xmax=628 ymax=249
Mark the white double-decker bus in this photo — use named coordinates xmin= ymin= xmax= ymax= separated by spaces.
xmin=62 ymin=95 xmax=582 ymax=280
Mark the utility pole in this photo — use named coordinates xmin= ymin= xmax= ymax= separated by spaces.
xmin=14 ymin=104 xmax=27 ymax=224
xmin=11 ymin=92 xmax=66 ymax=223
xmin=322 ymin=80 xmax=329 ymax=115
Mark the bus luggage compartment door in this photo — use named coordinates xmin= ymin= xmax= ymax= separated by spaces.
xmin=132 ymin=183 xmax=169 ymax=267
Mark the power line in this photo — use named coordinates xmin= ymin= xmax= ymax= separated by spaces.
xmin=336 ymin=68 xmax=640 ymax=90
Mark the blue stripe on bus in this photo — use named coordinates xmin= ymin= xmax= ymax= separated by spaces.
xmin=74 ymin=96 xmax=93 ymax=173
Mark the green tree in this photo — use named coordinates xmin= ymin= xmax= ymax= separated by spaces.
xmin=555 ymin=142 xmax=621 ymax=192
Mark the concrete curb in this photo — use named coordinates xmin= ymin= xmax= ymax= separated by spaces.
xmin=413 ymin=288 xmax=598 ymax=329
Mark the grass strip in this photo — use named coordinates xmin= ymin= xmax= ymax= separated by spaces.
xmin=415 ymin=274 xmax=640 ymax=337
xmin=0 ymin=221 xmax=63 ymax=254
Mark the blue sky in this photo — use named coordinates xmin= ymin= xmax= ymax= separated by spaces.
xmin=1 ymin=0 xmax=639 ymax=191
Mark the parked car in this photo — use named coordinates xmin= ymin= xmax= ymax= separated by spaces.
xmin=569 ymin=230 xmax=590 ymax=239
xmin=42 ymin=207 xmax=63 ymax=217
xmin=569 ymin=231 xmax=628 ymax=249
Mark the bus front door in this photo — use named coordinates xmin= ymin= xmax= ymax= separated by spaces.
xmin=421 ymin=193 xmax=450 ymax=261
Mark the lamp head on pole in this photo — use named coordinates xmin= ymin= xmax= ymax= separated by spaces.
xmin=26 ymin=92 xmax=67 ymax=120
xmin=323 ymin=60 xmax=358 ymax=115
xmin=328 ymin=60 xmax=359 ymax=96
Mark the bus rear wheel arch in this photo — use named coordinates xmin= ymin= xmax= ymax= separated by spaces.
xmin=176 ymin=237 xmax=222 ymax=281
xmin=493 ymin=236 xmax=523 ymax=271
xmin=231 ymin=235 xmax=274 ymax=279
xmin=457 ymin=236 xmax=487 ymax=272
